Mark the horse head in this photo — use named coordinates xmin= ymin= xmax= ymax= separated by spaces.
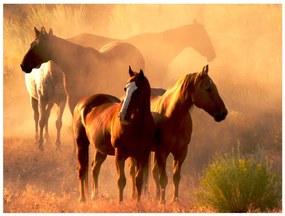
xmin=118 ymin=66 xmax=151 ymax=125
xmin=191 ymin=65 xmax=227 ymax=122
xmin=21 ymin=27 xmax=53 ymax=73
xmin=187 ymin=19 xmax=216 ymax=61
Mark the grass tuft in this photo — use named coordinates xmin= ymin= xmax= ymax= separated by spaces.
xmin=197 ymin=148 xmax=281 ymax=212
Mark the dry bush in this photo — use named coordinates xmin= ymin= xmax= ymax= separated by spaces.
xmin=197 ymin=150 xmax=282 ymax=212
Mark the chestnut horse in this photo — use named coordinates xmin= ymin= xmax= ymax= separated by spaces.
xmin=20 ymin=27 xmax=145 ymax=114
xmin=73 ymin=67 xmax=154 ymax=203
xmin=25 ymin=60 xmax=66 ymax=150
xmin=130 ymin=65 xmax=227 ymax=204
xmin=68 ymin=20 xmax=216 ymax=86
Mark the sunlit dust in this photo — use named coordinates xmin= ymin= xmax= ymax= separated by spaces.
xmin=3 ymin=4 xmax=281 ymax=213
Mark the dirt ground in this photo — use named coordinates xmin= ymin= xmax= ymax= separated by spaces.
xmin=3 ymin=135 xmax=204 ymax=213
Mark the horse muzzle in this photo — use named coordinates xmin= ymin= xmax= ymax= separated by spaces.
xmin=214 ymin=109 xmax=228 ymax=122
xmin=20 ymin=63 xmax=32 ymax=73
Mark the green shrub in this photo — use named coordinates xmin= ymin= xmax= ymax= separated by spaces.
xmin=197 ymin=150 xmax=281 ymax=212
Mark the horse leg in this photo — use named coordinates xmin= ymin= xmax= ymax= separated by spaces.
xmin=67 ymin=96 xmax=77 ymax=114
xmin=157 ymin=152 xmax=168 ymax=205
xmin=135 ymin=152 xmax=149 ymax=203
xmin=142 ymin=153 xmax=150 ymax=195
xmin=128 ymin=157 xmax=137 ymax=200
xmin=55 ymin=99 xmax=66 ymax=150
xmin=115 ymin=152 xmax=127 ymax=204
xmin=172 ymin=149 xmax=187 ymax=202
xmin=38 ymin=97 xmax=47 ymax=151
xmin=44 ymin=102 xmax=53 ymax=143
xmin=152 ymin=153 xmax=160 ymax=201
xmin=91 ymin=151 xmax=107 ymax=200
xmin=31 ymin=97 xmax=39 ymax=145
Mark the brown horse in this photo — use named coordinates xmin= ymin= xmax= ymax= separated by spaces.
xmin=73 ymin=67 xmax=154 ymax=203
xmin=130 ymin=65 xmax=227 ymax=204
xmin=20 ymin=27 xmax=145 ymax=114
xmin=68 ymin=20 xmax=216 ymax=86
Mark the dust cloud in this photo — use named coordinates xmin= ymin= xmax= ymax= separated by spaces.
xmin=3 ymin=4 xmax=282 ymax=212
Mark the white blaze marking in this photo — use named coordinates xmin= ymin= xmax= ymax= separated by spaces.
xmin=119 ymin=81 xmax=137 ymax=121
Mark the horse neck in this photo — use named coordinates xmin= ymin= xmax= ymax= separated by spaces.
xmin=135 ymin=94 xmax=152 ymax=121
xmin=48 ymin=35 xmax=101 ymax=74
xmin=127 ymin=25 xmax=195 ymax=65
xmin=158 ymin=74 xmax=195 ymax=119
xmin=159 ymin=25 xmax=197 ymax=59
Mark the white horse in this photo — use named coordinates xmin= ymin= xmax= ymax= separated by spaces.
xmin=25 ymin=60 xmax=67 ymax=150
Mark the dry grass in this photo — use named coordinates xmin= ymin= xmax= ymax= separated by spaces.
xmin=3 ymin=136 xmax=204 ymax=213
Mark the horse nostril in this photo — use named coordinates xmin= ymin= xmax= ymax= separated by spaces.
xmin=223 ymin=109 xmax=228 ymax=118
xmin=125 ymin=115 xmax=130 ymax=122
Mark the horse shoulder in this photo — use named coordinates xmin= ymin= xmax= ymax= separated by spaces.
xmin=90 ymin=104 xmax=117 ymax=155
xmin=25 ymin=71 xmax=38 ymax=100
xmin=109 ymin=106 xmax=123 ymax=148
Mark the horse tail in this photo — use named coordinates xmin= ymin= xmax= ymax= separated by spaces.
xmin=81 ymin=108 xmax=87 ymax=128
xmin=73 ymin=102 xmax=90 ymax=201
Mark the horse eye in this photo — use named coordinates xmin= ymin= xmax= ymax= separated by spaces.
xmin=124 ymin=87 xmax=126 ymax=92
xmin=206 ymin=88 xmax=212 ymax=93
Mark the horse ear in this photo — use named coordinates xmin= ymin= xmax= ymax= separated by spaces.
xmin=129 ymin=66 xmax=135 ymax=77
xmin=41 ymin=27 xmax=47 ymax=34
xmin=139 ymin=69 xmax=145 ymax=79
xmin=202 ymin=65 xmax=209 ymax=75
xmin=34 ymin=27 xmax=40 ymax=37
xmin=49 ymin=28 xmax=53 ymax=35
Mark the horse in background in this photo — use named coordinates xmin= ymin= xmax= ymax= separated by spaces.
xmin=73 ymin=67 xmax=154 ymax=203
xmin=20 ymin=27 xmax=145 ymax=114
xmin=130 ymin=65 xmax=227 ymax=204
xmin=25 ymin=60 xmax=66 ymax=150
xmin=68 ymin=20 xmax=216 ymax=86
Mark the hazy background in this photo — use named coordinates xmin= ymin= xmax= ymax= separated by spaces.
xmin=3 ymin=4 xmax=282 ymax=212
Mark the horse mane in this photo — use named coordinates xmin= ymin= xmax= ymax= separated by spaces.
xmin=49 ymin=33 xmax=102 ymax=56
xmin=153 ymin=73 xmax=198 ymax=117
xmin=180 ymin=72 xmax=200 ymax=101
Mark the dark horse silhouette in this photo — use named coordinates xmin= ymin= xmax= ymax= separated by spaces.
xmin=20 ymin=27 xmax=145 ymax=113
xmin=73 ymin=67 xmax=154 ymax=203
xmin=68 ymin=20 xmax=216 ymax=86
xmin=129 ymin=65 xmax=227 ymax=204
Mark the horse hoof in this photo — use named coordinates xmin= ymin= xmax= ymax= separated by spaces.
xmin=55 ymin=144 xmax=61 ymax=151
xmin=38 ymin=145 xmax=44 ymax=151
xmin=91 ymin=191 xmax=97 ymax=200
xmin=159 ymin=199 xmax=166 ymax=206
xmin=44 ymin=133 xmax=49 ymax=141
xmin=135 ymin=200 xmax=142 ymax=211
xmin=170 ymin=197 xmax=179 ymax=205
xmin=78 ymin=197 xmax=86 ymax=203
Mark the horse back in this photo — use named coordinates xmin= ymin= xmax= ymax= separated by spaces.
xmin=67 ymin=33 xmax=114 ymax=50
xmin=100 ymin=41 xmax=145 ymax=72
xmin=73 ymin=94 xmax=121 ymax=155
xmin=75 ymin=94 xmax=120 ymax=124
